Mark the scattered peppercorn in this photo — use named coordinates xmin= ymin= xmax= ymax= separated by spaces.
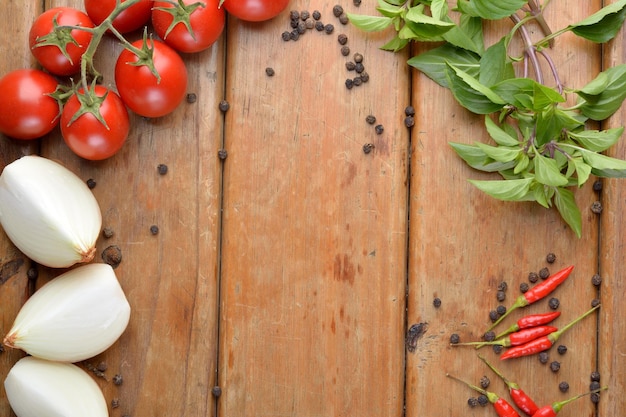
xmin=289 ymin=10 xmax=299 ymax=20
xmin=111 ymin=398 xmax=120 ymax=408
xmin=218 ymin=149 xmax=228 ymax=160
xmin=281 ymin=30 xmax=290 ymax=40
xmin=101 ymin=245 xmax=122 ymax=269
xmin=353 ymin=0 xmax=362 ymax=5
xmin=186 ymin=92 xmax=197 ymax=103
xmin=315 ymin=21 xmax=324 ymax=31
xmin=341 ymin=46 xmax=350 ymax=56
xmin=113 ymin=374 xmax=123 ymax=386
xmin=332 ymin=5 xmax=344 ymax=17
xmin=591 ymin=298 xmax=601 ymax=308
xmin=345 ymin=78 xmax=353 ymax=89
xmin=480 ymin=375 xmax=490 ymax=389
xmin=477 ymin=394 xmax=488 ymax=407
xmin=360 ymin=72 xmax=369 ymax=83
xmin=496 ymin=290 xmax=506 ymax=302
xmin=352 ymin=77 xmax=362 ymax=87
xmin=539 ymin=267 xmax=550 ymax=279
xmin=150 ymin=225 xmax=159 ymax=235
xmin=404 ymin=116 xmax=415 ymax=128
xmin=375 ymin=124 xmax=384 ymax=134
xmin=497 ymin=281 xmax=508 ymax=292
xmin=590 ymin=392 xmax=600 ymax=404
xmin=346 ymin=61 xmax=356 ymax=71
xmin=265 ymin=67 xmax=275 ymax=77
xmin=338 ymin=33 xmax=348 ymax=45
xmin=489 ymin=310 xmax=499 ymax=323
xmin=354 ymin=52 xmax=363 ymax=63
xmin=157 ymin=163 xmax=168 ymax=175
xmin=300 ymin=10 xmax=310 ymax=20
xmin=548 ymin=297 xmax=560 ymax=310
xmin=362 ymin=143 xmax=375 ymax=154
xmin=433 ymin=297 xmax=442 ymax=308
xmin=550 ymin=361 xmax=561 ymax=372
xmin=589 ymin=380 xmax=601 ymax=391
xmin=519 ymin=282 xmax=529 ymax=293
xmin=339 ymin=13 xmax=349 ymax=25
xmin=467 ymin=397 xmax=478 ymax=408
xmin=496 ymin=305 xmax=507 ymax=316
xmin=593 ymin=179 xmax=603 ymax=192
xmin=312 ymin=10 xmax=321 ymax=20
xmin=590 ymin=371 xmax=601 ymax=382
xmin=591 ymin=274 xmax=602 ymax=287
xmin=483 ymin=331 xmax=496 ymax=342
xmin=86 ymin=178 xmax=96 ymax=189
xmin=219 ymin=100 xmax=230 ymax=112
xmin=492 ymin=344 xmax=503 ymax=354
xmin=528 ymin=272 xmax=539 ymax=283
xmin=290 ymin=30 xmax=300 ymax=41
xmin=366 ymin=115 xmax=376 ymax=124
xmin=354 ymin=62 xmax=365 ymax=73
xmin=559 ymin=381 xmax=569 ymax=393
xmin=449 ymin=333 xmax=460 ymax=344
xmin=538 ymin=351 xmax=549 ymax=364
xmin=405 ymin=105 xmax=416 ymax=116
xmin=324 ymin=23 xmax=334 ymax=34
xmin=296 ymin=21 xmax=306 ymax=34
xmin=546 ymin=252 xmax=556 ymax=263
xmin=591 ymin=201 xmax=603 ymax=214
xmin=557 ymin=344 xmax=567 ymax=355
xmin=305 ymin=19 xmax=314 ymax=29
xmin=212 ymin=386 xmax=222 ymax=397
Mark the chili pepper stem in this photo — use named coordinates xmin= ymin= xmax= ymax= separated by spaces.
xmin=550 ymin=387 xmax=608 ymax=414
xmin=446 ymin=373 xmax=498 ymax=403
xmin=547 ymin=304 xmax=600 ymax=344
xmin=487 ymin=295 xmax=529 ymax=331
xmin=478 ymin=354 xmax=516 ymax=389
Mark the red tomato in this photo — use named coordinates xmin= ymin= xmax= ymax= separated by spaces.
xmin=61 ymin=86 xmax=130 ymax=160
xmin=29 ymin=7 xmax=94 ymax=76
xmin=0 ymin=69 xmax=60 ymax=140
xmin=84 ymin=0 xmax=153 ymax=34
xmin=152 ymin=0 xmax=225 ymax=53
xmin=221 ymin=0 xmax=290 ymax=22
xmin=114 ymin=39 xmax=188 ymax=118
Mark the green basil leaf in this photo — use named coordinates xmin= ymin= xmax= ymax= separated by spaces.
xmin=403 ymin=6 xmax=455 ymax=40
xmin=408 ymin=43 xmax=480 ymax=88
xmin=446 ymin=64 xmax=505 ymax=114
xmin=471 ymin=0 xmax=528 ymax=19
xmin=479 ymin=38 xmax=515 ymax=86
xmin=514 ymin=153 xmax=530 ymax=175
xmin=449 ymin=142 xmax=517 ymax=172
xmin=562 ymin=143 xmax=626 ymax=173
xmin=376 ymin=0 xmax=404 ymax=17
xmin=347 ymin=13 xmax=393 ymax=32
xmin=430 ymin=0 xmax=448 ymax=20
xmin=569 ymin=0 xmax=626 ymax=43
xmin=531 ymin=182 xmax=551 ymax=208
xmin=578 ymin=64 xmax=626 ymax=120
xmin=442 ymin=14 xmax=484 ymax=54
xmin=534 ymin=154 xmax=569 ymax=186
xmin=380 ymin=35 xmax=410 ymax=52
xmin=492 ymin=78 xmax=536 ymax=107
xmin=567 ymin=127 xmax=624 ymax=152
xmin=578 ymin=71 xmax=608 ymax=96
xmin=468 ymin=178 xmax=534 ymax=201
xmin=485 ymin=116 xmax=519 ymax=146
xmin=533 ymin=83 xmax=566 ymax=109
xmin=554 ymin=187 xmax=582 ymax=238
xmin=572 ymin=157 xmax=592 ymax=186
xmin=475 ymin=143 xmax=520 ymax=163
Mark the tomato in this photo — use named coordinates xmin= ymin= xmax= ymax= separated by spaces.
xmin=152 ymin=0 xmax=225 ymax=53
xmin=60 ymin=86 xmax=130 ymax=160
xmin=221 ymin=0 xmax=290 ymax=22
xmin=0 ymin=69 xmax=60 ymax=140
xmin=84 ymin=0 xmax=153 ymax=34
xmin=114 ymin=39 xmax=188 ymax=118
xmin=29 ymin=7 xmax=94 ymax=76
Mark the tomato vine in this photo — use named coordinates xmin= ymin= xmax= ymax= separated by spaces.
xmin=350 ymin=0 xmax=626 ymax=237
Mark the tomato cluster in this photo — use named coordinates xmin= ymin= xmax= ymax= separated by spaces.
xmin=0 ymin=0 xmax=289 ymax=160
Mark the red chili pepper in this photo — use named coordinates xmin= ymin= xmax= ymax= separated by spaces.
xmin=501 ymin=305 xmax=599 ymax=360
xmin=495 ymin=311 xmax=561 ymax=340
xmin=478 ymin=354 xmax=539 ymax=416
xmin=457 ymin=326 xmax=557 ymax=349
xmin=532 ymin=387 xmax=607 ymax=416
xmin=447 ymin=373 xmax=520 ymax=417
xmin=488 ymin=265 xmax=574 ymax=331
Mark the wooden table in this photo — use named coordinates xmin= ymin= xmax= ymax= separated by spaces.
xmin=0 ymin=1 xmax=624 ymax=416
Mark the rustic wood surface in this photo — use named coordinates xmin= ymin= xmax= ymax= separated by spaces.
xmin=0 ymin=1 xmax=624 ymax=416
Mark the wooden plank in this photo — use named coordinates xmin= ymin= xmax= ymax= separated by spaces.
xmin=1 ymin=1 xmax=224 ymax=416
xmin=218 ymin=2 xmax=410 ymax=415
xmin=407 ymin=2 xmax=605 ymax=417
xmin=599 ymin=0 xmax=626 ymax=414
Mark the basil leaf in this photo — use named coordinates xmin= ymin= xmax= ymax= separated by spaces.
xmin=569 ymin=0 xmax=626 ymax=43
xmin=479 ymin=38 xmax=515 ymax=87
xmin=534 ymin=154 xmax=569 ymax=186
xmin=475 ymin=143 xmax=520 ymax=163
xmin=485 ymin=116 xmax=519 ymax=146
xmin=380 ymin=35 xmax=410 ymax=52
xmin=408 ymin=44 xmax=480 ymax=88
xmin=572 ymin=157 xmax=592 ymax=186
xmin=403 ymin=5 xmax=455 ymax=40
xmin=471 ymin=0 xmax=528 ymax=20
xmin=442 ymin=14 xmax=484 ymax=54
xmin=561 ymin=143 xmax=626 ymax=173
xmin=449 ymin=142 xmax=517 ymax=172
xmin=347 ymin=13 xmax=393 ymax=31
xmin=533 ymin=83 xmax=566 ymax=109
xmin=554 ymin=187 xmax=582 ymax=238
xmin=567 ymin=127 xmax=624 ymax=152
xmin=445 ymin=64 xmax=505 ymax=114
xmin=578 ymin=64 xmax=626 ymax=120
xmin=492 ymin=78 xmax=536 ymax=107
xmin=468 ymin=178 xmax=534 ymax=201
xmin=376 ymin=0 xmax=403 ymax=18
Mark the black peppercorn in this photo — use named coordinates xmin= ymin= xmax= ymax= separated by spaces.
xmin=362 ymin=143 xmax=375 ymax=154
xmin=548 ymin=297 xmax=560 ymax=310
xmin=86 ymin=178 xmax=96 ymax=189
xmin=375 ymin=124 xmax=384 ymax=135
xmin=483 ymin=331 xmax=496 ymax=342
xmin=353 ymin=0 xmax=362 ymax=5
xmin=589 ymin=380 xmax=601 ymax=391
xmin=528 ymin=272 xmax=539 ymax=283
xmin=157 ymin=163 xmax=168 ymax=175
xmin=315 ymin=21 xmax=324 ymax=31
xmin=289 ymin=30 xmax=300 ymax=41
xmin=497 ymin=281 xmax=508 ymax=292
xmin=312 ymin=10 xmax=321 ymax=20
xmin=492 ymin=344 xmax=503 ymax=354
xmin=352 ymin=77 xmax=362 ymax=87
xmin=289 ymin=10 xmax=299 ymax=20
xmin=593 ymin=179 xmax=603 ymax=192
xmin=590 ymin=392 xmax=600 ymax=404
xmin=113 ymin=374 xmax=123 ymax=386
xmin=219 ymin=100 xmax=230 ymax=112
xmin=559 ymin=381 xmax=569 ymax=393
xmin=591 ymin=274 xmax=602 ymax=287
xmin=300 ymin=10 xmax=310 ymax=21
xmin=359 ymin=72 xmax=369 ymax=83
xmin=591 ymin=201 xmax=603 ymax=214
xmin=296 ymin=21 xmax=306 ymax=34
xmin=546 ymin=252 xmax=556 ymax=263
xmin=346 ymin=61 xmax=356 ymax=71
xmin=150 ymin=225 xmax=159 ymax=235
xmin=496 ymin=290 xmax=506 ymax=302
xmin=405 ymin=105 xmax=416 ymax=116
xmin=538 ymin=351 xmax=549 ymax=364
xmin=345 ymin=78 xmax=354 ymax=89
xmin=111 ymin=398 xmax=120 ymax=408
xmin=102 ymin=227 xmax=114 ymax=239
xmin=341 ymin=46 xmax=350 ymax=56
xmin=519 ymin=282 xmax=529 ymax=293
xmin=449 ymin=333 xmax=460 ymax=344
xmin=550 ymin=361 xmax=561 ymax=372
xmin=218 ymin=149 xmax=228 ymax=160
xmin=539 ymin=267 xmax=550 ymax=279
xmin=354 ymin=52 xmax=363 ymax=63
xmin=496 ymin=305 xmax=507 ymax=316
xmin=480 ymin=376 xmax=490 ymax=389
xmin=557 ymin=344 xmax=567 ymax=354
xmin=212 ymin=386 xmax=222 ymax=397
xmin=489 ymin=310 xmax=499 ymax=322
xmin=404 ymin=116 xmax=414 ymax=128
xmin=433 ymin=297 xmax=441 ymax=308
xmin=27 ymin=267 xmax=38 ymax=280
xmin=591 ymin=298 xmax=601 ymax=308
xmin=338 ymin=33 xmax=348 ymax=45
xmin=332 ymin=5 xmax=344 ymax=17
xmin=186 ymin=92 xmax=197 ymax=103
xmin=339 ymin=13 xmax=349 ymax=25
xmin=365 ymin=115 xmax=376 ymax=124
xmin=590 ymin=371 xmax=601 ymax=382
xmin=265 ymin=67 xmax=275 ymax=77
xmin=305 ymin=19 xmax=314 ymax=29
xmin=324 ymin=24 xmax=334 ymax=34
xmin=354 ymin=62 xmax=365 ymax=73
xmin=477 ymin=395 xmax=488 ymax=407
xmin=467 ymin=397 xmax=478 ymax=408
